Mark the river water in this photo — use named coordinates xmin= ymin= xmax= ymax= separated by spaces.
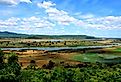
xmin=1 ymin=45 xmax=113 ymax=51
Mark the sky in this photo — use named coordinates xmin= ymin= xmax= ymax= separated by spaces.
xmin=0 ymin=0 xmax=121 ymax=38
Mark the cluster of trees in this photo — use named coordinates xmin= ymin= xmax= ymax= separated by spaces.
xmin=1 ymin=50 xmax=121 ymax=82
xmin=0 ymin=50 xmax=21 ymax=82
xmin=19 ymin=63 xmax=121 ymax=82
xmin=0 ymin=41 xmax=24 ymax=48
xmin=20 ymin=40 xmax=103 ymax=47
xmin=0 ymin=40 xmax=103 ymax=48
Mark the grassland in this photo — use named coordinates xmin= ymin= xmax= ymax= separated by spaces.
xmin=113 ymin=48 xmax=121 ymax=52
xmin=72 ymin=53 xmax=121 ymax=63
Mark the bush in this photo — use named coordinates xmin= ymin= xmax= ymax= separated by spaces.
xmin=0 ymin=51 xmax=21 ymax=82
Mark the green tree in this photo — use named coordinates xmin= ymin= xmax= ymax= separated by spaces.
xmin=0 ymin=52 xmax=21 ymax=82
xmin=0 ymin=50 xmax=4 ymax=64
xmin=8 ymin=53 xmax=18 ymax=64
xmin=27 ymin=60 xmax=37 ymax=70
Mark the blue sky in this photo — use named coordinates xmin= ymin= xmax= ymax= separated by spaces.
xmin=0 ymin=0 xmax=121 ymax=38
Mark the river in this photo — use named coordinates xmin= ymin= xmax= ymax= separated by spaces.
xmin=1 ymin=45 xmax=113 ymax=51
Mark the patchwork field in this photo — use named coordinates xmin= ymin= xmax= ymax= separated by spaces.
xmin=1 ymin=38 xmax=121 ymax=69
xmin=2 ymin=46 xmax=121 ymax=69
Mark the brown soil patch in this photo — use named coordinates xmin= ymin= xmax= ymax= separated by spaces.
xmin=3 ymin=50 xmax=80 ymax=69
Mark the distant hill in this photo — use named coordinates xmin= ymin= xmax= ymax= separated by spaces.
xmin=0 ymin=31 xmax=97 ymax=39
xmin=0 ymin=31 xmax=28 ymax=38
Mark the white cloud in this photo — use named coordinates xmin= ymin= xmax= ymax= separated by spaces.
xmin=0 ymin=16 xmax=55 ymax=31
xmin=37 ymin=1 xmax=84 ymax=26
xmin=47 ymin=8 xmax=77 ymax=25
xmin=79 ymin=14 xmax=94 ymax=19
xmin=1 ymin=0 xmax=121 ymax=34
xmin=37 ymin=1 xmax=121 ymax=30
xmin=20 ymin=0 xmax=32 ymax=3
xmin=0 ymin=0 xmax=19 ymax=5
xmin=85 ymin=16 xmax=121 ymax=29
xmin=37 ymin=1 xmax=55 ymax=9
xmin=0 ymin=0 xmax=31 ymax=5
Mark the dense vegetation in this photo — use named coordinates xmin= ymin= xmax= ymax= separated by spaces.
xmin=1 ymin=50 xmax=121 ymax=82
xmin=0 ymin=50 xmax=21 ymax=82
xmin=0 ymin=40 xmax=103 ymax=48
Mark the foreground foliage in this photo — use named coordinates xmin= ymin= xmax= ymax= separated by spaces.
xmin=1 ymin=50 xmax=121 ymax=82
xmin=0 ymin=50 xmax=21 ymax=82
xmin=20 ymin=64 xmax=121 ymax=82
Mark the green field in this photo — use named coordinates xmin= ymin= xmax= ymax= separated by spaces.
xmin=72 ymin=53 xmax=121 ymax=63
xmin=113 ymin=48 xmax=121 ymax=52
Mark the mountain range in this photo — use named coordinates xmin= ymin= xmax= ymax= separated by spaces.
xmin=0 ymin=31 xmax=97 ymax=39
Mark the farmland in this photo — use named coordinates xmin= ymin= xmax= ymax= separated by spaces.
xmin=1 ymin=36 xmax=121 ymax=82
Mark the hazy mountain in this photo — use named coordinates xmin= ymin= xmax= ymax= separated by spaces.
xmin=0 ymin=31 xmax=28 ymax=38
xmin=0 ymin=31 xmax=96 ymax=39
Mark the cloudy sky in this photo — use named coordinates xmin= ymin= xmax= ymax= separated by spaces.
xmin=0 ymin=0 xmax=121 ymax=38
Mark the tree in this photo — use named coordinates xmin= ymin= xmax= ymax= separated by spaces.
xmin=27 ymin=60 xmax=37 ymax=70
xmin=0 ymin=50 xmax=4 ymax=64
xmin=43 ymin=60 xmax=55 ymax=69
xmin=0 ymin=50 xmax=4 ymax=69
xmin=0 ymin=52 xmax=21 ymax=82
xmin=8 ymin=53 xmax=18 ymax=64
